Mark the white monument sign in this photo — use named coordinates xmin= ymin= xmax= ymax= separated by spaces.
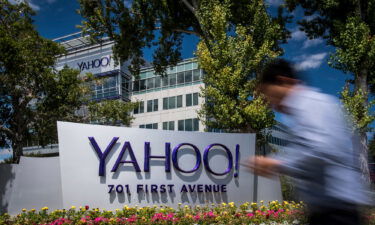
xmin=57 ymin=122 xmax=255 ymax=209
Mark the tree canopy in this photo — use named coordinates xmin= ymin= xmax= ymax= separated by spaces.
xmin=0 ymin=0 xmax=86 ymax=163
xmin=78 ymin=0 xmax=290 ymax=75
xmin=285 ymin=0 xmax=375 ymax=181
xmin=78 ymin=0 xmax=290 ymax=145
xmin=196 ymin=0 xmax=284 ymax=141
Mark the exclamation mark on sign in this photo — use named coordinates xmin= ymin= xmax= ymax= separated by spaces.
xmin=234 ymin=144 xmax=240 ymax=178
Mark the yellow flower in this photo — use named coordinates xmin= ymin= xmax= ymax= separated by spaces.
xmin=22 ymin=208 xmax=27 ymax=212
xmin=222 ymin=202 xmax=227 ymax=206
xmin=71 ymin=206 xmax=76 ymax=209
xmin=94 ymin=208 xmax=99 ymax=212
xmin=41 ymin=207 xmax=48 ymax=211
xmin=229 ymin=202 xmax=235 ymax=207
xmin=116 ymin=209 xmax=120 ymax=212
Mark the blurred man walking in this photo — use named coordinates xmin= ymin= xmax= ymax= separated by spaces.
xmin=244 ymin=59 xmax=371 ymax=225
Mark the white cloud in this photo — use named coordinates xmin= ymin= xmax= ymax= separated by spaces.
xmin=9 ymin=0 xmax=40 ymax=11
xmin=304 ymin=14 xmax=318 ymax=21
xmin=0 ymin=149 xmax=11 ymax=156
xmin=0 ymin=149 xmax=12 ymax=162
xmin=291 ymin=30 xmax=306 ymax=41
xmin=294 ymin=52 xmax=327 ymax=71
xmin=28 ymin=1 xmax=40 ymax=10
xmin=265 ymin=0 xmax=284 ymax=6
xmin=302 ymin=38 xmax=324 ymax=49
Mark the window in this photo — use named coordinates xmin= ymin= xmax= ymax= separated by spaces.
xmin=134 ymin=101 xmax=144 ymax=114
xmin=193 ymin=93 xmax=199 ymax=105
xmin=133 ymin=80 xmax=139 ymax=91
xmin=177 ymin=72 xmax=184 ymax=84
xmin=163 ymin=121 xmax=174 ymax=130
xmin=134 ymin=106 xmax=139 ymax=114
xmin=163 ymin=122 xmax=168 ymax=130
xmin=147 ymin=99 xmax=158 ymax=112
xmin=163 ymin=96 xmax=182 ymax=110
xmin=193 ymin=69 xmax=200 ymax=81
xmin=163 ymin=97 xmax=168 ymax=110
xmin=177 ymin=64 xmax=184 ymax=72
xmin=186 ymin=94 xmax=192 ymax=107
xmin=139 ymin=101 xmax=144 ymax=113
xmin=193 ymin=118 xmax=199 ymax=131
xmin=177 ymin=95 xmax=183 ymax=108
xmin=141 ymin=123 xmax=158 ymax=129
xmin=140 ymin=79 xmax=146 ymax=90
xmin=169 ymin=74 xmax=176 ymax=86
xmin=185 ymin=63 xmax=193 ymax=70
xmin=147 ymin=100 xmax=153 ymax=112
xmin=169 ymin=96 xmax=176 ymax=109
xmin=155 ymin=76 xmax=161 ymax=88
xmin=185 ymin=70 xmax=192 ymax=82
xmin=178 ymin=120 xmax=184 ymax=131
xmin=185 ymin=119 xmax=193 ymax=131
xmin=91 ymin=76 xmax=119 ymax=100
xmin=162 ymin=76 xmax=169 ymax=87
xmin=168 ymin=121 xmax=175 ymax=130
xmin=153 ymin=99 xmax=158 ymax=111
xmin=177 ymin=118 xmax=199 ymax=131
xmin=147 ymin=78 xmax=154 ymax=89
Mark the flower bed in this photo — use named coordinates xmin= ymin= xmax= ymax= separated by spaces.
xmin=0 ymin=201 xmax=308 ymax=225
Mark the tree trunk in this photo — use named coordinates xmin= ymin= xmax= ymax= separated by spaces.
xmin=358 ymin=132 xmax=371 ymax=183
xmin=355 ymin=71 xmax=371 ymax=183
xmin=11 ymin=140 xmax=23 ymax=164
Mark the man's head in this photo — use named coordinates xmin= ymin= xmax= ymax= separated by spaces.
xmin=259 ymin=59 xmax=300 ymax=112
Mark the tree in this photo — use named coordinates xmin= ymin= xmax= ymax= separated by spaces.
xmin=78 ymin=0 xmax=289 ymax=145
xmin=88 ymin=100 xmax=138 ymax=126
xmin=196 ymin=0 xmax=284 ymax=144
xmin=78 ymin=0 xmax=289 ymax=75
xmin=0 ymin=1 xmax=86 ymax=163
xmin=369 ymin=134 xmax=375 ymax=162
xmin=285 ymin=0 xmax=375 ymax=181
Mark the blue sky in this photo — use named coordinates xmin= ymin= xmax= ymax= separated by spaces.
xmin=28 ymin=0 xmax=348 ymax=96
xmin=0 ymin=0 xmax=357 ymax=161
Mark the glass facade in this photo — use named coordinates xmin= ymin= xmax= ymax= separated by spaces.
xmin=90 ymin=76 xmax=119 ymax=101
xmin=132 ymin=61 xmax=202 ymax=94
xmin=89 ymin=70 xmax=131 ymax=102
xmin=132 ymin=60 xmax=203 ymax=132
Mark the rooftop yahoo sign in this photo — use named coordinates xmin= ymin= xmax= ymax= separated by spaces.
xmin=77 ymin=56 xmax=112 ymax=72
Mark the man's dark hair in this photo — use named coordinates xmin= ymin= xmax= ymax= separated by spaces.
xmin=260 ymin=59 xmax=298 ymax=84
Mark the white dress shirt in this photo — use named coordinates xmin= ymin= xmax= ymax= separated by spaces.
xmin=275 ymin=85 xmax=371 ymax=208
